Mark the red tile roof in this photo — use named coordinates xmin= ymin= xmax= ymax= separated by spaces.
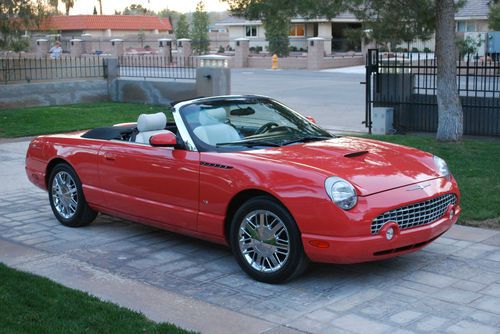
xmin=36 ymin=15 xmax=172 ymax=31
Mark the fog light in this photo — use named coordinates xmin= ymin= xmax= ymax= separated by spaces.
xmin=449 ymin=209 xmax=455 ymax=219
xmin=386 ymin=227 xmax=394 ymax=240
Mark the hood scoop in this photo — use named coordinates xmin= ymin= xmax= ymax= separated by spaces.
xmin=344 ymin=150 xmax=369 ymax=158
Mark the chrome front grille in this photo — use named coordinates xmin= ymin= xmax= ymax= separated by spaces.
xmin=371 ymin=193 xmax=457 ymax=234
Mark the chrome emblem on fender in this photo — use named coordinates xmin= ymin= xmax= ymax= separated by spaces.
xmin=406 ymin=184 xmax=431 ymax=191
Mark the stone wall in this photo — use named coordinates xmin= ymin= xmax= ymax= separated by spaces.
xmin=0 ymin=79 xmax=109 ymax=109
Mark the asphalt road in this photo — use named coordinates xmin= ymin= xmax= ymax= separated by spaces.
xmin=231 ymin=67 xmax=367 ymax=133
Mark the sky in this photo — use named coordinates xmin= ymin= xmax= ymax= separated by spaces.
xmin=62 ymin=0 xmax=229 ymax=15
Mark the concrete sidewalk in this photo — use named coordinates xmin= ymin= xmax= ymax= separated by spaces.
xmin=1 ymin=140 xmax=500 ymax=334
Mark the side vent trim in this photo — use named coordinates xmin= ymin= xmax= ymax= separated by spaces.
xmin=200 ymin=161 xmax=234 ymax=169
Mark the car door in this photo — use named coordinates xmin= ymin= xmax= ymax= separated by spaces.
xmin=98 ymin=141 xmax=200 ymax=231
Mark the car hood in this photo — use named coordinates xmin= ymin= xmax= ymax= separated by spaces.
xmin=239 ymin=137 xmax=441 ymax=196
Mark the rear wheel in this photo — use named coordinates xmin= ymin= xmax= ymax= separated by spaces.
xmin=230 ymin=196 xmax=309 ymax=283
xmin=48 ymin=163 xmax=97 ymax=227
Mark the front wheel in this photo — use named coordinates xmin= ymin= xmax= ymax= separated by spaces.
xmin=230 ymin=196 xmax=309 ymax=283
xmin=48 ymin=163 xmax=97 ymax=227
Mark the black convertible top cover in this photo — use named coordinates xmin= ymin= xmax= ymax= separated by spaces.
xmin=81 ymin=126 xmax=135 ymax=140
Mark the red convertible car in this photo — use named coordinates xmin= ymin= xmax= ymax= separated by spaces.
xmin=26 ymin=95 xmax=460 ymax=283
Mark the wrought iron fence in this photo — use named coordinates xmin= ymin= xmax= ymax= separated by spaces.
xmin=117 ymin=56 xmax=199 ymax=80
xmin=0 ymin=56 xmax=106 ymax=84
xmin=366 ymin=50 xmax=500 ymax=136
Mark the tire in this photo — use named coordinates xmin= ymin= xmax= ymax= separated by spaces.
xmin=230 ymin=196 xmax=309 ymax=283
xmin=48 ymin=163 xmax=97 ymax=227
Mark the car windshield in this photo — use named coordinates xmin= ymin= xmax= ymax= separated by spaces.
xmin=180 ymin=98 xmax=334 ymax=150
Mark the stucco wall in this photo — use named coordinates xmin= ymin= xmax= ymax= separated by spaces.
xmin=245 ymin=55 xmax=364 ymax=69
xmin=110 ymin=78 xmax=197 ymax=105
xmin=0 ymin=79 xmax=108 ymax=109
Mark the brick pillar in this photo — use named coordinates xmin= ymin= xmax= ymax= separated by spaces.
xmin=158 ymin=38 xmax=173 ymax=60
xmin=362 ymin=40 xmax=376 ymax=60
xmin=36 ymin=39 xmax=49 ymax=58
xmin=110 ymin=38 xmax=124 ymax=57
xmin=234 ymin=38 xmax=249 ymax=68
xmin=177 ymin=38 xmax=192 ymax=57
xmin=70 ymin=39 xmax=83 ymax=57
xmin=307 ymin=37 xmax=325 ymax=71
xmin=81 ymin=33 xmax=92 ymax=54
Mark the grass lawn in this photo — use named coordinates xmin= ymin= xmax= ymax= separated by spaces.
xmin=0 ymin=263 xmax=193 ymax=334
xmin=367 ymin=134 xmax=500 ymax=227
xmin=0 ymin=103 xmax=171 ymax=138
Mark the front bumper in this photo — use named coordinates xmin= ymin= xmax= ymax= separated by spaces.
xmin=302 ymin=204 xmax=460 ymax=264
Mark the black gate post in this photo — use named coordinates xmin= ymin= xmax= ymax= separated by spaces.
xmin=362 ymin=49 xmax=379 ymax=134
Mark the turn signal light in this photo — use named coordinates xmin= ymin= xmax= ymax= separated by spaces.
xmin=309 ymin=240 xmax=330 ymax=248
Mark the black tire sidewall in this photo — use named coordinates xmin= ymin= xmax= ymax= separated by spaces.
xmin=230 ymin=196 xmax=305 ymax=283
xmin=48 ymin=164 xmax=90 ymax=227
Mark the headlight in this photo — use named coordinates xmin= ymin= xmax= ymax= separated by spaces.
xmin=433 ymin=156 xmax=450 ymax=178
xmin=325 ymin=176 xmax=358 ymax=210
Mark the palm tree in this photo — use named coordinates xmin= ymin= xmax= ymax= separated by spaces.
xmin=61 ymin=0 xmax=74 ymax=15
xmin=98 ymin=0 xmax=103 ymax=15
xmin=49 ymin=0 xmax=59 ymax=13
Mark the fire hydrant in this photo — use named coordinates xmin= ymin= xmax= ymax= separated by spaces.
xmin=272 ymin=54 xmax=278 ymax=70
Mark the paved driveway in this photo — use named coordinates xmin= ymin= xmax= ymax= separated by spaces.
xmin=1 ymin=140 xmax=500 ymax=334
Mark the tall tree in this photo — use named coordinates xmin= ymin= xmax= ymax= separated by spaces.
xmin=349 ymin=0 xmax=435 ymax=50
xmin=489 ymin=1 xmax=500 ymax=30
xmin=435 ymin=0 xmax=463 ymax=141
xmin=137 ymin=29 xmax=145 ymax=47
xmin=191 ymin=1 xmax=209 ymax=55
xmin=61 ymin=0 xmax=74 ymax=15
xmin=122 ymin=4 xmax=154 ymax=16
xmin=158 ymin=8 xmax=181 ymax=24
xmin=264 ymin=13 xmax=290 ymax=56
xmin=98 ymin=0 xmax=103 ymax=15
xmin=0 ymin=0 xmax=46 ymax=49
xmin=48 ymin=0 xmax=60 ymax=14
xmin=175 ymin=13 xmax=190 ymax=39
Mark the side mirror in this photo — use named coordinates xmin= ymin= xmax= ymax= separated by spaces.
xmin=306 ymin=116 xmax=317 ymax=124
xmin=149 ymin=132 xmax=177 ymax=147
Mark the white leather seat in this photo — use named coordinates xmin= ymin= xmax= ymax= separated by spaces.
xmin=193 ymin=108 xmax=240 ymax=145
xmin=135 ymin=112 xmax=169 ymax=144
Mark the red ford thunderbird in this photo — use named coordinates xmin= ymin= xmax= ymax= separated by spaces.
xmin=26 ymin=95 xmax=460 ymax=283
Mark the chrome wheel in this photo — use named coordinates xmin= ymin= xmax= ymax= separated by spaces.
xmin=51 ymin=171 xmax=78 ymax=219
xmin=238 ymin=210 xmax=290 ymax=273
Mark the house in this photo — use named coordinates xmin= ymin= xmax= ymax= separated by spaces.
xmin=215 ymin=0 xmax=493 ymax=54
xmin=455 ymin=0 xmax=490 ymax=33
xmin=215 ymin=13 xmax=361 ymax=54
xmin=31 ymin=15 xmax=173 ymax=38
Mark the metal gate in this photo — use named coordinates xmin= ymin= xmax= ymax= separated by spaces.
xmin=363 ymin=48 xmax=500 ymax=136
xmin=362 ymin=49 xmax=379 ymax=134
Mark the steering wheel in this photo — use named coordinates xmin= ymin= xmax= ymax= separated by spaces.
xmin=255 ymin=122 xmax=279 ymax=135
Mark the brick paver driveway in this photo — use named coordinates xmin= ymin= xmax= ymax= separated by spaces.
xmin=1 ymin=140 xmax=500 ymax=334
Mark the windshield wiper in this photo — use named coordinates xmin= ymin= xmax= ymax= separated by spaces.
xmin=282 ymin=136 xmax=332 ymax=146
xmin=216 ymin=140 xmax=281 ymax=148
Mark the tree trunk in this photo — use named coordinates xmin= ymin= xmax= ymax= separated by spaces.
xmin=435 ymin=0 xmax=463 ymax=141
